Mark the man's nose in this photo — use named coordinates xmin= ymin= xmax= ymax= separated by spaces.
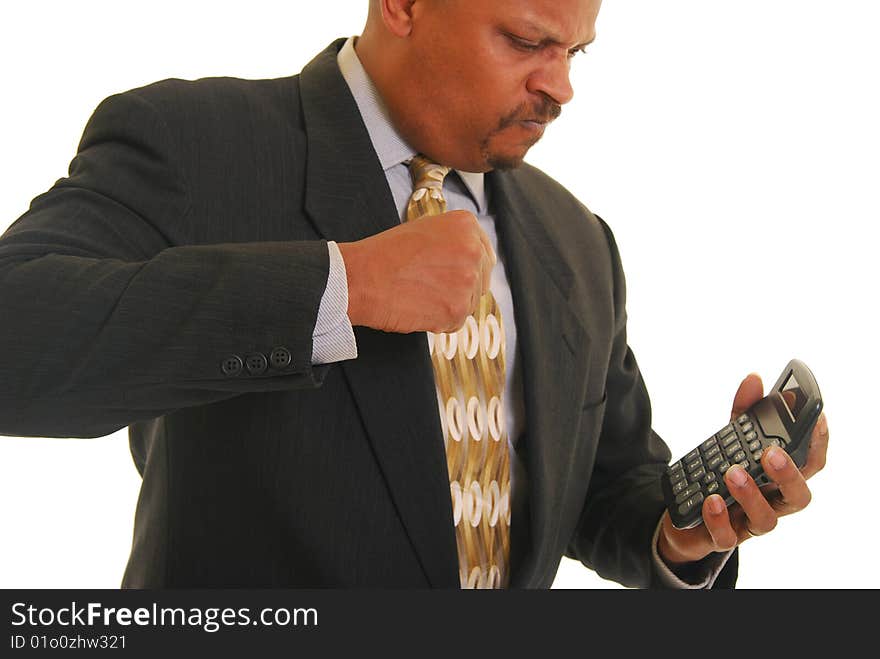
xmin=526 ymin=55 xmax=575 ymax=107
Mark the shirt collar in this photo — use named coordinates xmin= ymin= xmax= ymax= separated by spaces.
xmin=336 ymin=36 xmax=487 ymax=215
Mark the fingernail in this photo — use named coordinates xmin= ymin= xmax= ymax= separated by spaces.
xmin=708 ymin=496 xmax=724 ymax=515
xmin=769 ymin=447 xmax=787 ymax=470
xmin=728 ymin=465 xmax=748 ymax=487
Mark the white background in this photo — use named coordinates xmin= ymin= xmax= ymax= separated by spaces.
xmin=1 ymin=1 xmax=876 ymax=589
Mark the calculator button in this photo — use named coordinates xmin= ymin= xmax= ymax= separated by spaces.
xmin=719 ymin=424 xmax=735 ymax=438
xmin=740 ymin=421 xmax=754 ymax=433
xmin=675 ymin=484 xmax=701 ymax=504
xmin=725 ymin=443 xmax=742 ymax=458
xmin=752 ymin=449 xmax=764 ymax=462
xmin=706 ymin=481 xmax=720 ymax=495
xmin=685 ymin=449 xmax=700 ymax=463
xmin=703 ymin=472 xmax=716 ymax=484
xmin=745 ymin=431 xmax=758 ymax=442
xmin=704 ymin=445 xmax=721 ymax=459
xmin=701 ymin=438 xmax=718 ymax=451
xmin=690 ymin=468 xmax=706 ymax=482
xmin=670 ymin=470 xmax=686 ymax=485
xmin=767 ymin=438 xmax=781 ymax=448
xmin=676 ymin=501 xmax=696 ymax=517
xmin=722 ymin=433 xmax=740 ymax=447
xmin=748 ymin=440 xmax=761 ymax=452
xmin=732 ymin=450 xmax=746 ymax=463
xmin=718 ymin=461 xmax=731 ymax=474
xmin=677 ymin=493 xmax=705 ymax=517
xmin=738 ymin=460 xmax=751 ymax=471
xmin=737 ymin=414 xmax=749 ymax=424
xmin=707 ymin=455 xmax=723 ymax=470
xmin=672 ymin=479 xmax=688 ymax=494
xmin=686 ymin=459 xmax=702 ymax=473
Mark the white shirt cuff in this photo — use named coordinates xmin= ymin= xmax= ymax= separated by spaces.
xmin=311 ymin=241 xmax=358 ymax=365
xmin=651 ymin=517 xmax=735 ymax=589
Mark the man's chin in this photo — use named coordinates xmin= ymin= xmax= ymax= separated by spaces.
xmin=486 ymin=155 xmax=525 ymax=171
xmin=481 ymin=135 xmax=537 ymax=171
xmin=484 ymin=147 xmax=530 ymax=171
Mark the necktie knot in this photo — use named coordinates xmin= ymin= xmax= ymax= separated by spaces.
xmin=408 ymin=154 xmax=450 ymax=198
xmin=406 ymin=155 xmax=451 ymax=220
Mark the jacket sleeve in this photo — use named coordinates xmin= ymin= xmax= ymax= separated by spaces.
xmin=564 ymin=216 xmax=738 ymax=588
xmin=0 ymin=89 xmax=333 ymax=439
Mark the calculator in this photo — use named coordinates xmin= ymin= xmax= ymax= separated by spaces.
xmin=661 ymin=359 xmax=823 ymax=530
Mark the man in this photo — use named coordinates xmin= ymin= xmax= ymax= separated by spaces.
xmin=0 ymin=0 xmax=828 ymax=588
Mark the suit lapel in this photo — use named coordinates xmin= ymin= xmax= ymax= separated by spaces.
xmin=488 ymin=170 xmax=592 ymax=588
xmin=299 ymin=40 xmax=460 ymax=587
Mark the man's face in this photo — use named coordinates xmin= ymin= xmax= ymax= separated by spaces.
xmin=389 ymin=0 xmax=601 ymax=172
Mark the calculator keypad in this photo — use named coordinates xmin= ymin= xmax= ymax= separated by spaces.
xmin=663 ymin=412 xmax=782 ymax=528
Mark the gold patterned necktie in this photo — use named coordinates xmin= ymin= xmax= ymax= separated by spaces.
xmin=405 ymin=155 xmax=511 ymax=589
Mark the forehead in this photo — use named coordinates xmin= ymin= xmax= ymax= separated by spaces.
xmin=462 ymin=0 xmax=601 ymax=44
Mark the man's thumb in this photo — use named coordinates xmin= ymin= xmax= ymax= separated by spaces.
xmin=730 ymin=372 xmax=764 ymax=420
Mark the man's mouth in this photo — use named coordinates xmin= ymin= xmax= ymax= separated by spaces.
xmin=519 ymin=119 xmax=548 ymax=133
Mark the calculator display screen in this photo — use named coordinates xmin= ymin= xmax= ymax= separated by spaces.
xmin=779 ymin=372 xmax=807 ymax=421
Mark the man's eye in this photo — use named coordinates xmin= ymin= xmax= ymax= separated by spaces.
xmin=568 ymin=46 xmax=588 ymax=59
xmin=507 ymin=35 xmax=540 ymax=51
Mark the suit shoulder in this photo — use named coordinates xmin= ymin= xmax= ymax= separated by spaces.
xmin=80 ymin=74 xmax=307 ymax=159
xmin=99 ymin=74 xmax=302 ymax=124
xmin=504 ymin=161 xmax=606 ymax=234
xmin=494 ymin=161 xmax=624 ymax=284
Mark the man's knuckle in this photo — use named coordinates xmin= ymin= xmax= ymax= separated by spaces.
xmin=716 ymin=535 xmax=737 ymax=552
xmin=462 ymin=241 xmax=483 ymax=263
xmin=799 ymin=488 xmax=812 ymax=509
xmin=448 ymin=299 xmax=469 ymax=321
xmin=450 ymin=210 xmax=473 ymax=227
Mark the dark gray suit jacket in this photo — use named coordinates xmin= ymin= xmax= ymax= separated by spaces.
xmin=0 ymin=38 xmax=736 ymax=588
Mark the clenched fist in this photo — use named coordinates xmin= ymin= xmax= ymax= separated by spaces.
xmin=336 ymin=210 xmax=497 ymax=334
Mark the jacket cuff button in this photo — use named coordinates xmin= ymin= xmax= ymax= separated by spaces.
xmin=221 ymin=355 xmax=244 ymax=377
xmin=269 ymin=346 xmax=292 ymax=369
xmin=245 ymin=352 xmax=268 ymax=375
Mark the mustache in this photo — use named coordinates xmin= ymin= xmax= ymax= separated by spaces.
xmin=498 ymin=98 xmax=562 ymax=129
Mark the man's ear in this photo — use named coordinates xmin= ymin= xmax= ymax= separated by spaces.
xmin=376 ymin=0 xmax=417 ymax=38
